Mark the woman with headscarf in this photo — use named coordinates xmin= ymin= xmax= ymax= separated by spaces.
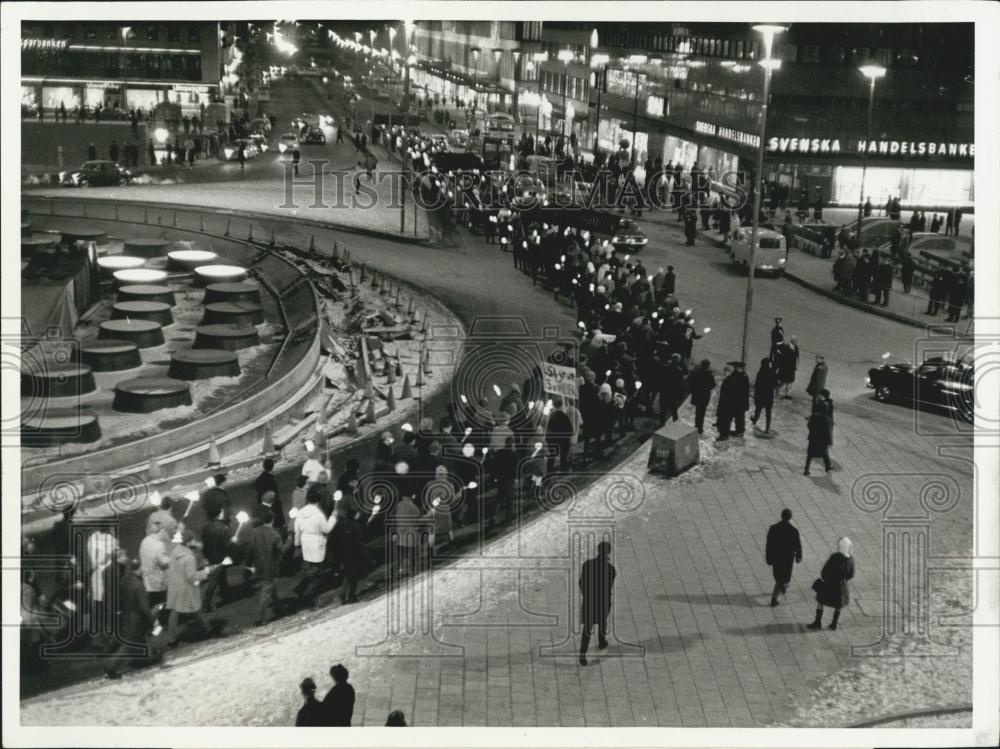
xmin=807 ymin=537 xmax=855 ymax=630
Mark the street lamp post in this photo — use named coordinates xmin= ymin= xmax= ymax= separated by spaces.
xmin=557 ymin=48 xmax=575 ymax=142
xmin=532 ymin=52 xmax=548 ymax=153
xmin=590 ymin=29 xmax=609 ymax=156
xmin=512 ymin=50 xmax=522 ymax=128
xmin=493 ymin=48 xmax=503 ymax=113
xmin=400 ymin=20 xmax=415 ymax=234
xmin=626 ymin=55 xmax=647 ymax=167
xmin=739 ymin=24 xmax=785 ymax=367
xmin=471 ymin=47 xmax=481 ymax=126
xmin=857 ymin=64 xmax=886 ymax=236
xmin=121 ymin=26 xmax=131 ymax=111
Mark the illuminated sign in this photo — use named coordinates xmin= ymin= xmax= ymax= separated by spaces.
xmin=767 ymin=137 xmax=842 ymax=154
xmin=695 ymin=120 xmax=759 ymax=148
xmin=646 ymin=95 xmax=665 ymax=117
xmin=766 ymin=136 xmax=974 ymax=158
xmin=22 ymin=38 xmax=68 ymax=51
xmin=856 ymin=139 xmax=974 ymax=158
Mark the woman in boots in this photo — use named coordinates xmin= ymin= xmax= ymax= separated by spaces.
xmin=807 ymin=537 xmax=855 ymax=630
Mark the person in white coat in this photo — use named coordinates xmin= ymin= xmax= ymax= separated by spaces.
xmin=293 ymin=486 xmax=338 ymax=608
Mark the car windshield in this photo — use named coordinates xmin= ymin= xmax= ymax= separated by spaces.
xmin=759 ymin=237 xmax=783 ymax=249
xmin=619 ymin=221 xmax=640 ymax=233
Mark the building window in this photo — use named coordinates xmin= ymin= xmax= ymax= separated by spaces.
xmin=167 ymin=25 xmax=180 ymax=42
xmin=188 ymin=25 xmax=201 ymax=42
xmin=798 ymin=44 xmax=820 ymax=63
xmin=146 ymin=25 xmax=159 ymax=42
xmin=828 ymin=46 xmax=846 ymax=64
xmin=85 ymin=25 xmax=97 ymax=41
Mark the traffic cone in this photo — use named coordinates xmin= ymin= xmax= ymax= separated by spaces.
xmin=248 ymin=225 xmax=254 ymax=242
xmin=269 ymin=228 xmax=276 ymax=247
xmin=360 ymin=264 xmax=367 ymax=282
xmin=365 ymin=397 xmax=377 ymax=424
xmin=199 ymin=215 xmax=206 ymax=232
xmin=207 ymin=436 xmax=221 ymax=467
xmin=332 ymin=241 xmax=340 ymax=260
xmin=308 ymin=235 xmax=316 ymax=254
xmin=395 ymin=357 xmax=403 ymax=377
xmin=224 ymin=218 xmax=231 ymax=236
xmin=371 ymin=271 xmax=379 ymax=289
xmin=422 ymin=348 xmax=432 ymax=374
xmin=147 ymin=455 xmax=163 ymax=482
xmin=347 ymin=410 xmax=359 ymax=435
xmin=262 ymin=422 xmax=275 ymax=455
xmin=386 ymin=365 xmax=397 ymax=385
xmin=400 ymin=374 xmax=412 ymax=399
xmin=344 ymin=249 xmax=351 ymax=264
xmin=387 ymin=386 xmax=397 ymax=411
xmin=363 ymin=380 xmax=374 ymax=400
xmin=172 ymin=212 xmax=179 ymax=227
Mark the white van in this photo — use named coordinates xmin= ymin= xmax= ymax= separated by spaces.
xmin=731 ymin=228 xmax=788 ymax=275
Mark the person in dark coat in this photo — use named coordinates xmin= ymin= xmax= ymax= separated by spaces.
xmin=686 ymin=359 xmax=716 ymax=435
xmin=579 ymin=541 xmax=616 ymax=665
xmin=683 ymin=210 xmax=697 ymax=245
xmin=900 ymin=253 xmax=915 ymax=293
xmin=255 ymin=458 xmax=279 ymax=502
xmin=805 ymin=355 xmax=828 ymax=404
xmin=322 ymin=663 xmax=356 ymax=726
xmin=87 ymin=142 xmax=98 ymax=161
xmin=807 ymin=537 xmax=855 ymax=630
xmin=545 ymin=396 xmax=575 ymax=472
xmin=926 ymin=268 xmax=950 ymax=315
xmin=751 ymin=357 xmax=778 ymax=433
xmin=946 ymin=272 xmax=968 ymax=323
xmin=853 ymin=251 xmax=870 ymax=301
xmin=330 ymin=497 xmax=369 ymax=604
xmin=663 ymin=266 xmax=676 ymax=296
xmin=775 ymin=336 xmax=799 ymax=399
xmin=716 ymin=362 xmax=750 ymax=441
xmin=200 ymin=507 xmax=236 ymax=612
xmin=803 ymin=412 xmax=832 ymax=475
xmin=658 ymin=354 xmax=687 ymax=425
xmin=386 ymin=710 xmax=407 ymax=726
xmin=244 ymin=505 xmax=283 ymax=625
xmin=104 ymin=550 xmax=157 ymax=679
xmin=296 ymin=678 xmax=325 ymax=726
xmin=769 ymin=318 xmax=784 ymax=361
xmin=874 ymin=258 xmax=894 ymax=307
xmin=765 ymin=509 xmax=802 ymax=607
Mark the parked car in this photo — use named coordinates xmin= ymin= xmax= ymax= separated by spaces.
xmin=61 ymin=160 xmax=132 ymax=187
xmin=867 ymin=355 xmax=973 ymax=423
xmin=247 ymin=131 xmax=269 ymax=152
xmin=447 ymin=128 xmax=470 ymax=150
xmin=731 ymin=227 xmax=788 ymax=274
xmin=250 ymin=117 xmax=272 ymax=136
xmin=302 ymin=126 xmax=326 ymax=145
xmin=278 ymin=133 xmax=300 ymax=154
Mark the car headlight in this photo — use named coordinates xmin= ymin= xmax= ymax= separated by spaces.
xmin=612 ymin=236 xmax=623 ymax=244
xmin=223 ymin=147 xmax=235 ymax=159
xmin=58 ymin=171 xmax=67 ymax=182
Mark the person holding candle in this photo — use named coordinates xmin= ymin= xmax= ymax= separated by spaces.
xmin=200 ymin=507 xmax=241 ymax=613
xmin=244 ymin=505 xmax=283 ymax=625
xmin=165 ymin=531 xmax=217 ymax=647
xmin=293 ymin=485 xmax=338 ymax=609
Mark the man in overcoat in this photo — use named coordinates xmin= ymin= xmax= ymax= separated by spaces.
xmin=765 ymin=509 xmax=802 ymax=607
xmin=579 ymin=541 xmax=616 ymax=665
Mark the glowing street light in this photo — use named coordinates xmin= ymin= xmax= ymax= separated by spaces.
xmin=856 ymin=63 xmax=887 ymax=231
xmin=739 ymin=24 xmax=786 ymax=366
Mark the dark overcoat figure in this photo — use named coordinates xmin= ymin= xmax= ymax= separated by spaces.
xmin=579 ymin=541 xmax=616 ymax=664
xmin=805 ymin=357 xmax=828 ymax=400
xmin=765 ymin=510 xmax=802 ymax=606
xmin=716 ymin=365 xmax=750 ymax=440
xmin=751 ymin=358 xmax=778 ymax=433
xmin=804 ymin=412 xmax=832 ymax=474
xmin=808 ymin=538 xmax=855 ymax=630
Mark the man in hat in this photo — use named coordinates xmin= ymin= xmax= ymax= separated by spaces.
xmin=765 ymin=509 xmax=802 ymax=607
xmin=686 ymin=359 xmax=716 ymax=435
xmin=769 ymin=318 xmax=784 ymax=361
xmin=805 ymin=355 xmax=828 ymax=408
xmin=579 ymin=541 xmax=616 ymax=666
xmin=296 ymin=678 xmax=325 ymax=726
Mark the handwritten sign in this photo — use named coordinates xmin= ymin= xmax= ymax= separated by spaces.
xmin=542 ymin=362 xmax=577 ymax=399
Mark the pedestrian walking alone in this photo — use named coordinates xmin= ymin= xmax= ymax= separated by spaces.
xmin=807 ymin=537 xmax=855 ymax=630
xmin=716 ymin=362 xmax=750 ymax=441
xmin=579 ymin=541 xmax=616 ymax=665
xmin=803 ymin=411 xmax=833 ymax=475
xmin=765 ymin=509 xmax=802 ymax=607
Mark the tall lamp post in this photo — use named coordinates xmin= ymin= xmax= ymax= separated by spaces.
xmin=512 ymin=50 xmax=522 ymax=128
xmin=400 ymin=20 xmax=415 ymax=234
xmin=739 ymin=24 xmax=785 ymax=366
xmin=856 ymin=64 xmax=886 ymax=234
xmin=626 ymin=54 xmax=647 ymax=167
xmin=590 ymin=29 xmax=609 ymax=156
xmin=121 ymin=26 xmax=131 ymax=111
xmin=532 ymin=52 xmax=548 ymax=152
xmin=492 ymin=48 xmax=503 ymax=113
xmin=470 ymin=47 xmax=481 ymax=126
xmin=557 ymin=48 xmax=575 ymax=142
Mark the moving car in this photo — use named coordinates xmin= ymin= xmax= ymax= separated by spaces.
xmin=867 ymin=355 xmax=973 ymax=423
xmin=302 ymin=126 xmax=326 ymax=145
xmin=447 ymin=129 xmax=470 ymax=150
xmin=731 ymin=228 xmax=788 ymax=274
xmin=610 ymin=218 xmax=649 ymax=251
xmin=61 ymin=160 xmax=132 ymax=187
xmin=291 ymin=113 xmax=319 ymax=130
xmin=219 ymin=139 xmax=262 ymax=161
xmin=250 ymin=117 xmax=272 ymax=136
xmin=278 ymin=133 xmax=300 ymax=154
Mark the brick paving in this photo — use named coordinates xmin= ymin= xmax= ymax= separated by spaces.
xmin=20 ymin=384 xmax=972 ymax=726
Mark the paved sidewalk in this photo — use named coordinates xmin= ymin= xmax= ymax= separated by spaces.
xmin=19 ymin=390 xmax=973 ymax=727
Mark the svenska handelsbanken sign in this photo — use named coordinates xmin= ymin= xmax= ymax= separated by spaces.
xmin=766 ymin=136 xmax=974 ymax=158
